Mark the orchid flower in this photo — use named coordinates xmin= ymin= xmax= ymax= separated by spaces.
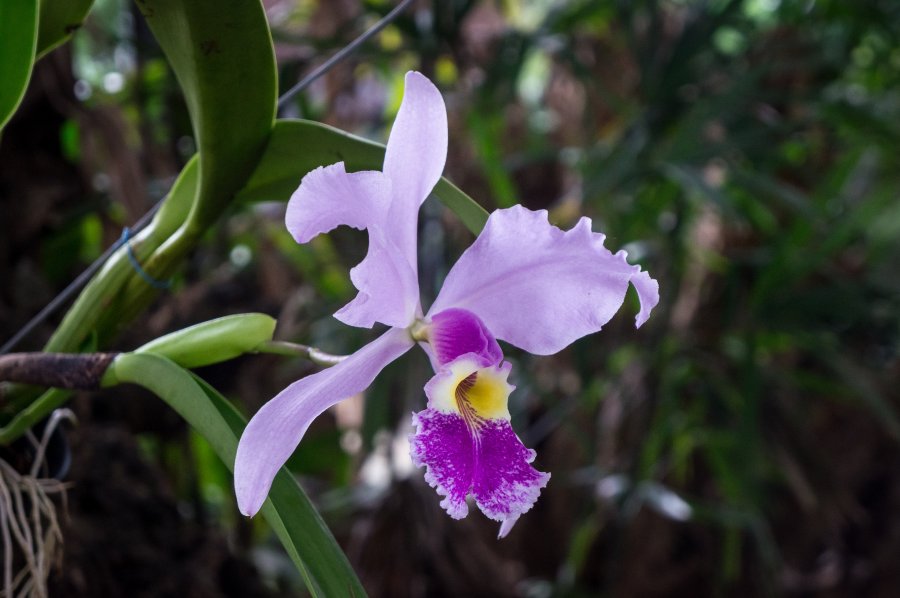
xmin=234 ymin=71 xmax=659 ymax=537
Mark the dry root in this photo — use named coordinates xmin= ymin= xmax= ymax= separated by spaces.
xmin=0 ymin=410 xmax=74 ymax=598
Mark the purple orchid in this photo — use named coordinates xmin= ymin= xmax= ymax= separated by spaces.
xmin=234 ymin=71 xmax=659 ymax=537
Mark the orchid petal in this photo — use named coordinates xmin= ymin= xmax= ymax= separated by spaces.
xmin=286 ymin=163 xmax=390 ymax=243
xmin=423 ymin=353 xmax=512 ymax=420
xmin=410 ymin=411 xmax=549 ymax=532
xmin=383 ymin=71 xmax=448 ymax=274
xmin=411 ymin=356 xmax=548 ymax=532
xmin=630 ymin=269 xmax=659 ymax=328
xmin=286 ymin=162 xmax=419 ymax=328
xmin=471 ymin=418 xmax=550 ymax=526
xmin=426 ymin=308 xmax=503 ymax=367
xmin=334 ymin=230 xmax=419 ymax=329
xmin=410 ymin=409 xmax=473 ymax=519
xmin=234 ymin=327 xmax=414 ymax=516
xmin=430 ymin=205 xmax=660 ymax=355
xmin=497 ymin=516 xmax=520 ymax=539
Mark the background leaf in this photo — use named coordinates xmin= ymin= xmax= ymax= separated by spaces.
xmin=35 ymin=0 xmax=94 ymax=57
xmin=0 ymin=0 xmax=38 ymax=131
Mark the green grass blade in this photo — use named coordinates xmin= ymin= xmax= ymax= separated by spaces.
xmin=106 ymin=352 xmax=366 ymax=597
xmin=236 ymin=119 xmax=490 ymax=235
xmin=0 ymin=0 xmax=38 ymax=131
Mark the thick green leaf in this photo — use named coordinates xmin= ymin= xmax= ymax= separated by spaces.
xmin=45 ymin=156 xmax=200 ymax=353
xmin=35 ymin=0 xmax=94 ymax=57
xmin=0 ymin=0 xmax=38 ymax=131
xmin=47 ymin=0 xmax=278 ymax=357
xmin=189 ymin=374 xmax=366 ymax=597
xmin=135 ymin=313 xmax=276 ymax=369
xmin=236 ymin=119 xmax=490 ymax=235
xmin=139 ymin=0 xmax=277 ymax=231
xmin=105 ymin=353 xmax=366 ymax=597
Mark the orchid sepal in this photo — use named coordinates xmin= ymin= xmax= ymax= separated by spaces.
xmin=430 ymin=205 xmax=660 ymax=356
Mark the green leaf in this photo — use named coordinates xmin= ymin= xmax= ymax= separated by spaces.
xmin=0 ymin=388 xmax=70 ymax=444
xmin=236 ymin=119 xmax=490 ymax=235
xmin=135 ymin=313 xmax=277 ymax=369
xmin=45 ymin=156 xmax=200 ymax=353
xmin=105 ymin=352 xmax=366 ymax=597
xmin=467 ymin=108 xmax=517 ymax=208
xmin=47 ymin=0 xmax=279 ymax=356
xmin=0 ymin=0 xmax=38 ymax=131
xmin=35 ymin=0 xmax=94 ymax=58
xmin=139 ymin=0 xmax=277 ymax=231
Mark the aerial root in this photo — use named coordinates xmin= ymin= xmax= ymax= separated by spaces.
xmin=0 ymin=409 xmax=75 ymax=598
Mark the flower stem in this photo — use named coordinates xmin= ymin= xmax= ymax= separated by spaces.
xmin=255 ymin=341 xmax=347 ymax=367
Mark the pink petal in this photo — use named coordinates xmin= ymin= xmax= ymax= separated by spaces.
xmin=497 ymin=516 xmax=520 ymax=539
xmin=410 ymin=409 xmax=548 ymax=530
xmin=334 ymin=229 xmax=419 ymax=329
xmin=471 ymin=418 xmax=550 ymax=525
xmin=286 ymin=163 xmax=390 ymax=244
xmin=383 ymin=71 xmax=448 ymax=276
xmin=410 ymin=409 xmax=473 ymax=519
xmin=286 ymin=163 xmax=419 ymax=328
xmin=430 ymin=205 xmax=660 ymax=355
xmin=427 ymin=308 xmax=503 ymax=367
xmin=630 ymin=269 xmax=658 ymax=328
xmin=411 ymin=356 xmax=548 ymax=532
xmin=234 ymin=328 xmax=414 ymax=516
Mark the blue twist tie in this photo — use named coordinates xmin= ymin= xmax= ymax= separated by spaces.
xmin=121 ymin=227 xmax=171 ymax=290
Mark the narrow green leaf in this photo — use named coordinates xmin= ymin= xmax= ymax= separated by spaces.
xmin=106 ymin=353 xmax=366 ymax=597
xmin=659 ymin=162 xmax=736 ymax=217
xmin=467 ymin=109 xmax=518 ymax=208
xmin=35 ymin=0 xmax=94 ymax=57
xmin=0 ymin=388 xmax=70 ymax=445
xmin=435 ymin=177 xmax=488 ymax=236
xmin=236 ymin=119 xmax=490 ymax=235
xmin=0 ymin=0 xmax=38 ymax=131
xmin=139 ymin=0 xmax=277 ymax=231
xmin=135 ymin=313 xmax=277 ymax=369
xmin=821 ymin=350 xmax=900 ymax=442
xmin=45 ymin=156 xmax=200 ymax=353
xmin=189 ymin=374 xmax=366 ymax=597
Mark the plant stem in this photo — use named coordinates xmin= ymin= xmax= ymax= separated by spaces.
xmin=0 ymin=353 xmax=117 ymax=389
xmin=256 ymin=341 xmax=347 ymax=367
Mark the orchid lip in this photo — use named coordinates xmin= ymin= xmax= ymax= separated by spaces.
xmin=412 ymin=355 xmax=550 ymax=532
xmin=425 ymin=355 xmax=513 ymax=423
